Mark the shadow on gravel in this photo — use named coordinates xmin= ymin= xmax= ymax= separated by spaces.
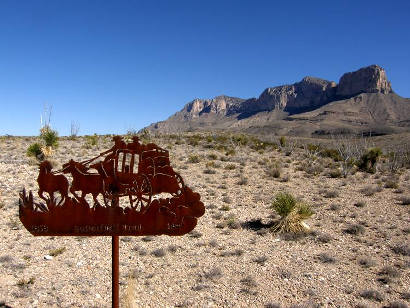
xmin=241 ymin=219 xmax=275 ymax=231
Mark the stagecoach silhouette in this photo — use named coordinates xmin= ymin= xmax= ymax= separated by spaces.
xmin=60 ymin=136 xmax=184 ymax=212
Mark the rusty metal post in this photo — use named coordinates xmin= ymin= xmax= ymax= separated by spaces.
xmin=112 ymin=235 xmax=119 ymax=308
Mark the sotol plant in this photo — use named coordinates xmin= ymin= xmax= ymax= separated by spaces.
xmin=27 ymin=126 xmax=59 ymax=161
xmin=271 ymin=192 xmax=313 ymax=233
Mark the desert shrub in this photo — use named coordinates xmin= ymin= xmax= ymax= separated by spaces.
xmin=360 ymin=185 xmax=381 ymax=196
xmin=16 ymin=277 xmax=35 ymax=287
xmin=358 ymin=147 xmax=382 ymax=173
xmin=271 ymin=192 xmax=313 ymax=233
xmin=328 ymin=168 xmax=342 ymax=178
xmin=358 ymin=257 xmax=376 ymax=268
xmin=40 ymin=126 xmax=59 ymax=148
xmin=303 ymin=162 xmax=323 ymax=176
xmin=151 ymin=248 xmax=166 ymax=257
xmin=387 ymin=302 xmax=409 ymax=308
xmin=49 ymin=247 xmax=66 ymax=257
xmin=253 ymin=255 xmax=268 ymax=265
xmin=187 ymin=154 xmax=200 ymax=163
xmin=354 ymin=201 xmax=366 ymax=208
xmin=399 ymin=196 xmax=410 ymax=205
xmin=226 ymin=216 xmax=240 ymax=229
xmin=249 ymin=137 xmax=274 ymax=152
xmin=201 ymin=267 xmax=223 ymax=281
xmin=86 ymin=134 xmax=98 ymax=146
xmin=344 ymin=224 xmax=365 ymax=235
xmin=231 ymin=134 xmax=249 ymax=146
xmin=383 ymin=176 xmax=399 ymax=189
xmin=316 ymin=232 xmax=332 ymax=243
xmin=220 ymin=204 xmax=230 ymax=211
xmin=186 ymin=134 xmax=202 ymax=146
xmin=279 ymin=136 xmax=286 ymax=147
xmin=26 ymin=143 xmax=43 ymax=159
xmin=225 ymin=164 xmax=236 ymax=170
xmin=317 ymin=252 xmax=336 ymax=263
xmin=321 ymin=189 xmax=339 ymax=198
xmin=320 ymin=148 xmax=342 ymax=161
xmin=237 ymin=176 xmax=248 ymax=185
xmin=208 ymin=153 xmax=218 ymax=160
xmin=379 ymin=265 xmax=400 ymax=278
xmin=188 ymin=230 xmax=202 ymax=238
xmin=306 ymin=143 xmax=321 ymax=153
xmin=139 ymin=128 xmax=151 ymax=143
xmin=266 ymin=162 xmax=281 ymax=178
xmin=329 ymin=203 xmax=340 ymax=211
xmin=225 ymin=148 xmax=236 ymax=156
xmin=69 ymin=121 xmax=80 ymax=139
xmin=279 ymin=174 xmax=290 ymax=182
xmin=359 ymin=289 xmax=384 ymax=302
xmin=264 ymin=304 xmax=281 ymax=308
xmin=206 ymin=161 xmax=220 ymax=168
xmin=27 ymin=124 xmax=59 ymax=160
xmin=391 ymin=244 xmax=410 ymax=256
xmin=203 ymin=169 xmax=216 ymax=174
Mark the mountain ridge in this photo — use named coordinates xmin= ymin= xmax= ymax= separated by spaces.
xmin=146 ymin=65 xmax=409 ymax=136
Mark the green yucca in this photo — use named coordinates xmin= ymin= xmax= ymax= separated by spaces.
xmin=271 ymin=192 xmax=313 ymax=233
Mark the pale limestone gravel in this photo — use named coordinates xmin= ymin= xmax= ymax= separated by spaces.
xmin=0 ymin=136 xmax=409 ymax=308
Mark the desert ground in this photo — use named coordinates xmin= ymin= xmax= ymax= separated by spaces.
xmin=0 ymin=133 xmax=409 ymax=308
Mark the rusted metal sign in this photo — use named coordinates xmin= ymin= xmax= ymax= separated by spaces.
xmin=19 ymin=136 xmax=205 ymax=236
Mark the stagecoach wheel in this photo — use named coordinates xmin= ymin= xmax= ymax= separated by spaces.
xmin=129 ymin=174 xmax=152 ymax=213
xmin=171 ymin=173 xmax=185 ymax=197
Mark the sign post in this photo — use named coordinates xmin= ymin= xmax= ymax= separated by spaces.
xmin=18 ymin=136 xmax=205 ymax=307
xmin=112 ymin=235 xmax=119 ymax=308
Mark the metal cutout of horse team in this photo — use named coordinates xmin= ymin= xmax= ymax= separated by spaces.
xmin=19 ymin=136 xmax=205 ymax=236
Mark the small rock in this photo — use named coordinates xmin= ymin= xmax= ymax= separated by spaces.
xmin=44 ymin=255 xmax=53 ymax=260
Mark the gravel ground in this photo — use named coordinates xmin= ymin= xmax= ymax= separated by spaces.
xmin=0 ymin=135 xmax=409 ymax=308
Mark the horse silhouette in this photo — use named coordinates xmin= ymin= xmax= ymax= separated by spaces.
xmin=62 ymin=159 xmax=106 ymax=206
xmin=37 ymin=161 xmax=69 ymax=206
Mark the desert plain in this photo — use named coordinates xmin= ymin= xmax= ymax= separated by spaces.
xmin=0 ymin=132 xmax=409 ymax=308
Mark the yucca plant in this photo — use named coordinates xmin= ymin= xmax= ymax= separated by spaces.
xmin=271 ymin=192 xmax=313 ymax=233
xmin=26 ymin=143 xmax=43 ymax=159
xmin=40 ymin=125 xmax=59 ymax=148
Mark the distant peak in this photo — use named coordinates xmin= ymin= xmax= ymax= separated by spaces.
xmin=300 ymin=76 xmax=333 ymax=85
xmin=337 ymin=64 xmax=392 ymax=97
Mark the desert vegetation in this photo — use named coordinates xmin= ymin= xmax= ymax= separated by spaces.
xmin=0 ymin=131 xmax=409 ymax=307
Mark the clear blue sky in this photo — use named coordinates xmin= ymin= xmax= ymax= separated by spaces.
xmin=1 ymin=0 xmax=409 ymax=136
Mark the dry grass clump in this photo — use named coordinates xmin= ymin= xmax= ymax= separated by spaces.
xmin=358 ymin=257 xmax=376 ymax=268
xmin=187 ymin=154 xmax=200 ymax=163
xmin=321 ymin=189 xmax=339 ymax=198
xmin=265 ymin=161 xmax=282 ymax=178
xmin=271 ymin=192 xmax=313 ymax=233
xmin=399 ymin=196 xmax=410 ymax=205
xmin=122 ymin=275 xmax=137 ymax=308
xmin=317 ymin=252 xmax=336 ymax=264
xmin=391 ymin=243 xmax=410 ymax=256
xmin=359 ymin=289 xmax=384 ymax=302
xmin=16 ymin=277 xmax=35 ymax=288
xmin=383 ymin=175 xmax=400 ymax=189
xmin=360 ymin=185 xmax=382 ymax=196
xmin=49 ymin=247 xmax=66 ymax=257
xmin=344 ymin=224 xmax=365 ymax=235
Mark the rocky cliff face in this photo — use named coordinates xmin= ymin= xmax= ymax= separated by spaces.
xmin=337 ymin=65 xmax=392 ymax=97
xmin=177 ymin=65 xmax=392 ymax=119
xmin=256 ymin=76 xmax=337 ymax=114
xmin=146 ymin=65 xmax=406 ymax=135
xmin=183 ymin=95 xmax=244 ymax=119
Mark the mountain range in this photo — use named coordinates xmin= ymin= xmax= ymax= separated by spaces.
xmin=145 ymin=65 xmax=410 ymax=137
